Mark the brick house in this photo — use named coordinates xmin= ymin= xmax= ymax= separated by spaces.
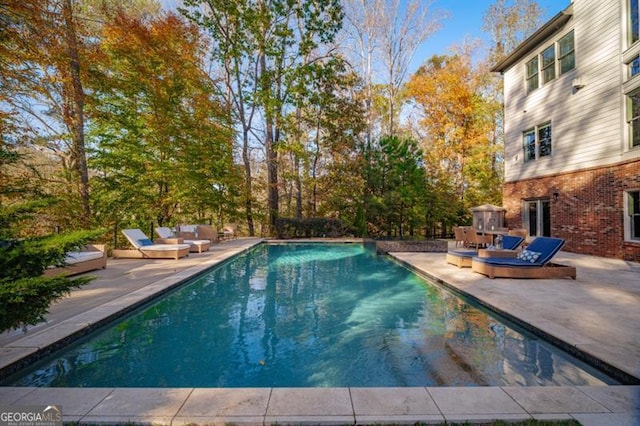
xmin=492 ymin=0 xmax=640 ymax=261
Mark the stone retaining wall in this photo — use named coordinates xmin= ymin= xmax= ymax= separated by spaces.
xmin=375 ymin=240 xmax=448 ymax=254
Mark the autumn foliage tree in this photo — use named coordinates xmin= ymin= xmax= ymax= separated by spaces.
xmin=87 ymin=11 xmax=236 ymax=232
xmin=0 ymin=0 xmax=94 ymax=227
xmin=405 ymin=47 xmax=502 ymax=216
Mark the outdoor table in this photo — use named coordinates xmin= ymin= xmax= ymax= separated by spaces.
xmin=477 ymin=248 xmax=519 ymax=258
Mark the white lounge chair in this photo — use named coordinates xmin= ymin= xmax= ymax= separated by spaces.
xmin=155 ymin=227 xmax=211 ymax=253
xmin=113 ymin=229 xmax=190 ymax=260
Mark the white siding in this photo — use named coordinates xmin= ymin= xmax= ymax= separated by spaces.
xmin=503 ymin=0 xmax=640 ymax=183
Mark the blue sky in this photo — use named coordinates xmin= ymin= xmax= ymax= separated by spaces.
xmin=160 ymin=0 xmax=571 ymax=73
xmin=411 ymin=0 xmax=571 ymax=71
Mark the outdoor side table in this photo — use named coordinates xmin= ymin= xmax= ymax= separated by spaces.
xmin=477 ymin=248 xmax=519 ymax=258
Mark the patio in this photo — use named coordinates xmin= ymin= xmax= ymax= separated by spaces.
xmin=0 ymin=238 xmax=638 ymax=425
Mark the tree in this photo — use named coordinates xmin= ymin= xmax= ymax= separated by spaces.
xmin=87 ymin=11 xmax=235 ymax=230
xmin=290 ymin=59 xmax=367 ymax=228
xmin=483 ymin=0 xmax=544 ymax=64
xmin=180 ymin=0 xmax=262 ymax=235
xmin=341 ymin=0 xmax=445 ymax=138
xmin=0 ymin=142 xmax=102 ymax=332
xmin=182 ymin=0 xmax=344 ymax=234
xmin=405 ymin=46 xmax=502 ymax=215
xmin=1 ymin=0 xmax=93 ymax=226
xmin=363 ymin=136 xmax=428 ymax=237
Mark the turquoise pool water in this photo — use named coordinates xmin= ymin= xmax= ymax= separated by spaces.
xmin=4 ymin=243 xmax=616 ymax=387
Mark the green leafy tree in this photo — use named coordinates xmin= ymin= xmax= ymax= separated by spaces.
xmin=365 ymin=136 xmax=428 ymax=237
xmin=282 ymin=58 xmax=367 ymax=229
xmin=87 ymin=11 xmax=235 ymax=231
xmin=182 ymin=0 xmax=344 ymax=234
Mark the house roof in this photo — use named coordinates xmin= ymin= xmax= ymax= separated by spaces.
xmin=491 ymin=3 xmax=574 ymax=73
xmin=470 ymin=204 xmax=506 ymax=212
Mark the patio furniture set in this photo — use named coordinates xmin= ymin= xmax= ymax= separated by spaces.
xmin=447 ymin=226 xmax=576 ymax=280
xmin=44 ymin=224 xmax=576 ymax=281
xmin=44 ymin=224 xmax=237 ymax=277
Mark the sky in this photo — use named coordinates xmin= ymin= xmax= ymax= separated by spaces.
xmin=410 ymin=0 xmax=571 ymax=71
xmin=159 ymin=0 xmax=572 ymax=73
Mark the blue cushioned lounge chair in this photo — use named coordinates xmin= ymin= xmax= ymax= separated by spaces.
xmin=446 ymin=235 xmax=524 ymax=268
xmin=471 ymin=236 xmax=576 ymax=279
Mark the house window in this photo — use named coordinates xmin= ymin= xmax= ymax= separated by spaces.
xmin=526 ymin=57 xmax=539 ymax=91
xmin=522 ymin=122 xmax=552 ymax=162
xmin=525 ymin=31 xmax=574 ymax=90
xmin=558 ymin=31 xmax=575 ymax=74
xmin=538 ymin=122 xmax=552 ymax=157
xmin=629 ymin=54 xmax=640 ymax=77
xmin=626 ymin=190 xmax=640 ymax=240
xmin=629 ymin=0 xmax=640 ymax=45
xmin=626 ymin=87 xmax=640 ymax=148
xmin=523 ymin=129 xmax=536 ymax=162
xmin=541 ymin=45 xmax=556 ymax=83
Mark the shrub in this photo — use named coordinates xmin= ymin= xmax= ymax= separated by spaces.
xmin=274 ymin=217 xmax=350 ymax=239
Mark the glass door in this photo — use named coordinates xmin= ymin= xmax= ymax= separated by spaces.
xmin=524 ymin=199 xmax=551 ymax=237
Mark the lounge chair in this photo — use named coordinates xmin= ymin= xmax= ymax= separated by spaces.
xmin=471 ymin=236 xmax=576 ymax=279
xmin=155 ymin=227 xmax=211 ymax=253
xmin=446 ymin=235 xmax=524 ymax=268
xmin=43 ymin=244 xmax=107 ymax=277
xmin=113 ymin=229 xmax=191 ymax=260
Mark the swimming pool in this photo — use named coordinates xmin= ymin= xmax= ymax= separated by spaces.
xmin=3 ymin=243 xmax=617 ymax=387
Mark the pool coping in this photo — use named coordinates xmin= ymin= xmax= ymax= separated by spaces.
xmin=1 ymin=239 xmax=639 ymax=425
xmin=388 ymin=253 xmax=640 ymax=386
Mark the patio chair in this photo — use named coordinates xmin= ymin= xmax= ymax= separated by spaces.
xmin=155 ymin=226 xmax=211 ymax=253
xmin=453 ymin=226 xmax=468 ymax=248
xmin=471 ymin=236 xmax=576 ymax=279
xmin=222 ymin=223 xmax=237 ymax=240
xmin=446 ymin=235 xmax=524 ymax=268
xmin=196 ymin=225 xmax=220 ymax=244
xmin=113 ymin=229 xmax=191 ymax=260
xmin=466 ymin=228 xmax=492 ymax=248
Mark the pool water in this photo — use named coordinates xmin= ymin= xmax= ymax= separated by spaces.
xmin=4 ymin=243 xmax=617 ymax=387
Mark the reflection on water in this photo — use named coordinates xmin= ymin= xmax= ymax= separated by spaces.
xmin=4 ymin=244 xmax=617 ymax=387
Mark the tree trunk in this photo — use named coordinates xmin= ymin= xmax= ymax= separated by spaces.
xmin=61 ymin=0 xmax=90 ymax=226
xmin=242 ymin=130 xmax=255 ymax=236
xmin=261 ymin=53 xmax=279 ymax=232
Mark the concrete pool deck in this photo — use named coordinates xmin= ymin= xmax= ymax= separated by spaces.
xmin=0 ymin=238 xmax=639 ymax=425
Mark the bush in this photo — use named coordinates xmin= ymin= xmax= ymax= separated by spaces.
xmin=274 ymin=217 xmax=350 ymax=239
xmin=0 ymin=228 xmax=104 ymax=332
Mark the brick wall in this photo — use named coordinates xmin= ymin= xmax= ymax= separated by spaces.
xmin=503 ymin=159 xmax=640 ymax=262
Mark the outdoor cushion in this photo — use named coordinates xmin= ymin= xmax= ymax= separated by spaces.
xmin=141 ymin=244 xmax=190 ymax=251
xmin=472 ymin=257 xmax=543 ymax=268
xmin=517 ymin=249 xmax=541 ymax=263
xmin=447 ymin=249 xmax=477 ymax=258
xmin=64 ymin=251 xmax=104 ymax=264
xmin=523 ymin=237 xmax=566 ymax=265
xmin=138 ymin=238 xmax=154 ymax=246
